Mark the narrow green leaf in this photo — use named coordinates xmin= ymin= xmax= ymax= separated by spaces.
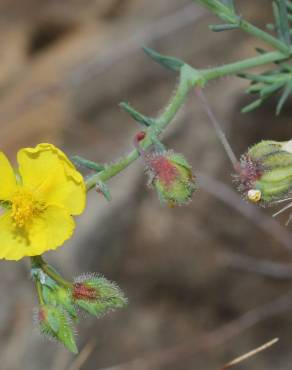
xmin=241 ymin=98 xmax=265 ymax=113
xmin=96 ymin=181 xmax=112 ymax=202
xmin=260 ymin=80 xmax=285 ymax=97
xmin=143 ymin=47 xmax=184 ymax=72
xmin=209 ymin=23 xmax=239 ymax=31
xmin=276 ymin=0 xmax=291 ymax=45
xmin=276 ymin=80 xmax=292 ymax=114
xmin=273 ymin=1 xmax=291 ymax=45
xmin=119 ymin=102 xmax=154 ymax=127
xmin=71 ymin=156 xmax=105 ymax=172
xmin=237 ymin=73 xmax=275 ymax=83
xmin=220 ymin=0 xmax=235 ymax=12
xmin=287 ymin=1 xmax=292 ymax=12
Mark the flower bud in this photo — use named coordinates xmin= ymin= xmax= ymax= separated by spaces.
xmin=72 ymin=274 xmax=127 ymax=317
xmin=145 ymin=151 xmax=197 ymax=205
xmin=236 ymin=140 xmax=292 ymax=204
xmin=42 ymin=284 xmax=78 ymax=321
xmin=37 ymin=304 xmax=78 ymax=353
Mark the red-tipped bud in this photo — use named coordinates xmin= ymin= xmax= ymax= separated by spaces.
xmin=72 ymin=274 xmax=127 ymax=317
xmin=145 ymin=150 xmax=197 ymax=205
xmin=72 ymin=282 xmax=98 ymax=301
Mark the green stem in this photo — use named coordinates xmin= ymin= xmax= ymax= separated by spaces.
xmin=36 ymin=280 xmax=44 ymax=306
xmin=236 ymin=18 xmax=289 ymax=54
xmin=194 ymin=0 xmax=290 ymax=54
xmin=86 ymin=65 xmax=193 ymax=190
xmin=31 ymin=256 xmax=72 ymax=289
xmin=201 ymin=51 xmax=288 ymax=80
xmin=85 ymin=50 xmax=289 ymax=190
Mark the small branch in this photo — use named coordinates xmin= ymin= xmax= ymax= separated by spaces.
xmin=68 ymin=340 xmax=96 ymax=370
xmin=220 ymin=252 xmax=292 ymax=279
xmin=219 ymin=338 xmax=279 ymax=370
xmin=85 ymin=64 xmax=195 ymax=190
xmin=85 ymin=50 xmax=289 ymax=191
xmin=195 ymin=88 xmax=238 ymax=170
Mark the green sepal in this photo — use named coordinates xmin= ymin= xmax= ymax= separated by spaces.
xmin=57 ymin=314 xmax=78 ymax=354
xmin=47 ymin=309 xmax=60 ymax=333
xmin=39 ymin=275 xmax=78 ymax=321
xmin=248 ymin=140 xmax=282 ymax=160
xmin=119 ymin=102 xmax=154 ymax=127
xmin=168 ymin=153 xmax=192 ymax=170
xmin=143 ymin=47 xmax=184 ymax=72
xmin=245 ymin=140 xmax=292 ymax=203
xmin=39 ymin=305 xmax=78 ymax=354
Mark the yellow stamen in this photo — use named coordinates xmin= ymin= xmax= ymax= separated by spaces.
xmin=11 ymin=189 xmax=45 ymax=227
xmin=247 ymin=189 xmax=261 ymax=203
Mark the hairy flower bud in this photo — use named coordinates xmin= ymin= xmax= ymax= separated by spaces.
xmin=72 ymin=274 xmax=127 ymax=317
xmin=42 ymin=283 xmax=78 ymax=321
xmin=145 ymin=151 xmax=197 ymax=205
xmin=37 ymin=305 xmax=77 ymax=353
xmin=236 ymin=140 xmax=292 ymax=204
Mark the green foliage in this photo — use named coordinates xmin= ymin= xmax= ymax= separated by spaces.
xmin=31 ymin=259 xmax=126 ymax=353
xmin=38 ymin=305 xmax=78 ymax=354
xmin=120 ymin=102 xmax=154 ymax=127
xmin=27 ymin=0 xmax=292 ymax=355
xmin=143 ymin=47 xmax=185 ymax=72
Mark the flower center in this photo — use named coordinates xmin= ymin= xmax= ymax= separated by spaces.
xmin=11 ymin=189 xmax=45 ymax=227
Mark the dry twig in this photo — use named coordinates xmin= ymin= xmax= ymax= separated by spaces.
xmin=219 ymin=338 xmax=279 ymax=370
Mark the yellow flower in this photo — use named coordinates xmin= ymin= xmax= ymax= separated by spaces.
xmin=0 ymin=143 xmax=86 ymax=260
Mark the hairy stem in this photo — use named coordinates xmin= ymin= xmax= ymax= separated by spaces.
xmin=85 ymin=50 xmax=289 ymax=190
xmin=86 ymin=64 xmax=193 ymax=190
xmin=31 ymin=256 xmax=72 ymax=289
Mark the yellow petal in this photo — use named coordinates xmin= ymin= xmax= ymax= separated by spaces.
xmin=0 ymin=211 xmax=31 ymax=260
xmin=0 ymin=206 xmax=75 ymax=260
xmin=29 ymin=205 xmax=75 ymax=255
xmin=17 ymin=143 xmax=86 ymax=215
xmin=0 ymin=152 xmax=16 ymax=200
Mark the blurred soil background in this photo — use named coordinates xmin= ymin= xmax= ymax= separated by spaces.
xmin=1 ymin=1 xmax=292 ymax=369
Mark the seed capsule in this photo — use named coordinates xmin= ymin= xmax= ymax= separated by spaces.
xmin=237 ymin=140 xmax=292 ymax=205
